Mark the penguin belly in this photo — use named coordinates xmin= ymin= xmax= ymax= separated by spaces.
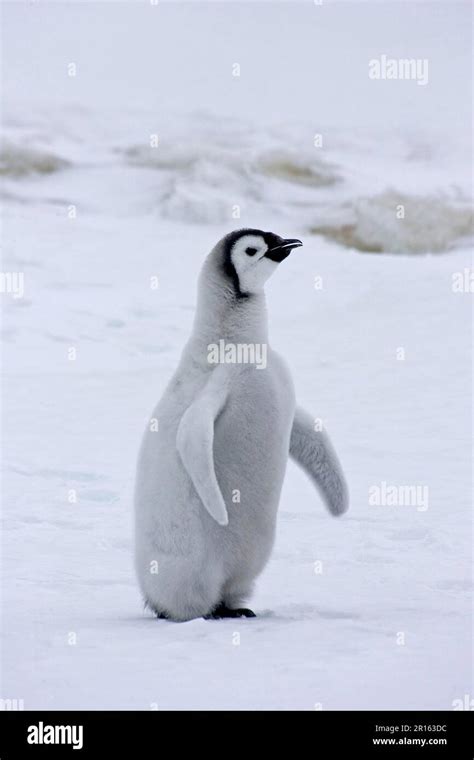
xmin=212 ymin=354 xmax=296 ymax=590
xmin=135 ymin=354 xmax=295 ymax=620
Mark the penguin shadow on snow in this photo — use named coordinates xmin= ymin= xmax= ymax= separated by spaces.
xmin=254 ymin=605 xmax=361 ymax=624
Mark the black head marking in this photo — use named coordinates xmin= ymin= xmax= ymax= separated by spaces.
xmin=221 ymin=228 xmax=283 ymax=299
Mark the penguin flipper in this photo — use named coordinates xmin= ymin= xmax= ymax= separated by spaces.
xmin=176 ymin=367 xmax=231 ymax=526
xmin=289 ymin=406 xmax=349 ymax=516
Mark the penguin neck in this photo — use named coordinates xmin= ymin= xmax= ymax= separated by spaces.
xmin=192 ymin=284 xmax=269 ymax=356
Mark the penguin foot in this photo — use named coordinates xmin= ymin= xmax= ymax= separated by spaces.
xmin=204 ymin=603 xmax=256 ymax=620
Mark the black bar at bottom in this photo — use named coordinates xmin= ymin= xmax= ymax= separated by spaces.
xmin=0 ymin=710 xmax=472 ymax=757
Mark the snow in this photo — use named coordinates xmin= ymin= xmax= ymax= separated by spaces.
xmin=1 ymin=0 xmax=472 ymax=710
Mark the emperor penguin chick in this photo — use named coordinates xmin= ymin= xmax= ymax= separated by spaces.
xmin=135 ymin=229 xmax=348 ymax=621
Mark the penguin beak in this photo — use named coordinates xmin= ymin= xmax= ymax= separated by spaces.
xmin=265 ymin=238 xmax=303 ymax=263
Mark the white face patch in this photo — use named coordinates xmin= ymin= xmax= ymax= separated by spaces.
xmin=230 ymin=234 xmax=278 ymax=295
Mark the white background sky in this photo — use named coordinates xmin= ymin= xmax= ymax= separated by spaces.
xmin=3 ymin=1 xmax=471 ymax=130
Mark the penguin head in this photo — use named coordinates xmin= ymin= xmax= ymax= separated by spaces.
xmin=218 ymin=228 xmax=303 ymax=298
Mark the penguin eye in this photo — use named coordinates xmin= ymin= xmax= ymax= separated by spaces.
xmin=245 ymin=247 xmax=258 ymax=256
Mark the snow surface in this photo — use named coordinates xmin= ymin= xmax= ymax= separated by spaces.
xmin=1 ymin=0 xmax=472 ymax=710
